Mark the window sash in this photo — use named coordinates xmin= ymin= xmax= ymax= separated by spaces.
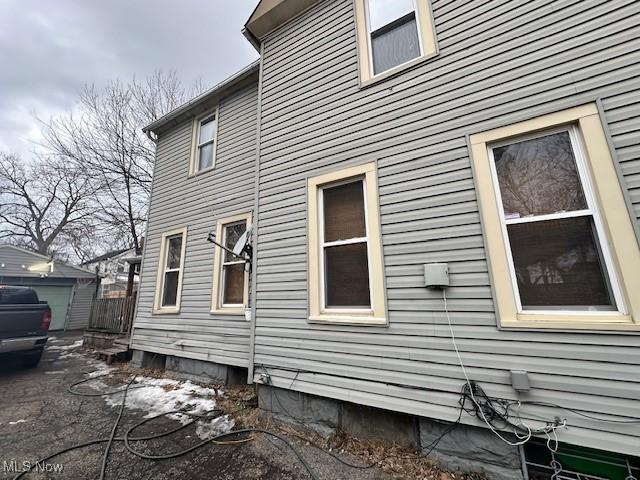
xmin=158 ymin=232 xmax=185 ymax=310
xmin=488 ymin=126 xmax=626 ymax=315
xmin=219 ymin=220 xmax=248 ymax=309
xmin=192 ymin=113 xmax=217 ymax=173
xmin=365 ymin=0 xmax=423 ymax=76
xmin=319 ymin=178 xmax=373 ymax=312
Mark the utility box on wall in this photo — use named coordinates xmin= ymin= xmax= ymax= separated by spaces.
xmin=424 ymin=263 xmax=449 ymax=288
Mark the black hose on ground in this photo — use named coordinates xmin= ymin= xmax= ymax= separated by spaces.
xmin=14 ymin=373 xmax=325 ymax=480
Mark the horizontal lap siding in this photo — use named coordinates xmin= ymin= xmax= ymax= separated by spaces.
xmin=131 ymin=83 xmax=258 ymax=368
xmin=255 ymin=0 xmax=640 ymax=455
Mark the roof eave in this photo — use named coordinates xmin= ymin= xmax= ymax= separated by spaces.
xmin=244 ymin=0 xmax=321 ymax=41
xmin=142 ymin=60 xmax=260 ymax=136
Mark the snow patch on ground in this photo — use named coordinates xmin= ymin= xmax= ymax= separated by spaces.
xmin=9 ymin=419 xmax=26 ymax=425
xmin=44 ymin=370 xmax=68 ymax=375
xmin=46 ymin=339 xmax=83 ymax=351
xmin=94 ymin=375 xmax=233 ymax=440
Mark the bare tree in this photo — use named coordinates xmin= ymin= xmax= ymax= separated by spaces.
xmin=0 ymin=152 xmax=95 ymax=258
xmin=41 ymin=70 xmax=202 ymax=289
xmin=41 ymin=70 xmax=202 ymax=254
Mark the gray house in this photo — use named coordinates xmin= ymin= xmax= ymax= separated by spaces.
xmin=0 ymin=245 xmax=96 ymax=330
xmin=132 ymin=1 xmax=640 ymax=478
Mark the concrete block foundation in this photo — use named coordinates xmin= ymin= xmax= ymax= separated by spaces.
xmin=258 ymin=384 xmax=525 ymax=480
xmin=131 ymin=350 xmax=247 ymax=385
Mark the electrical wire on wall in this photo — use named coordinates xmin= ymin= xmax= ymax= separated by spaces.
xmin=442 ymin=288 xmax=567 ymax=446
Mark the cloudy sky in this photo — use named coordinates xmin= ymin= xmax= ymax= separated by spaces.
xmin=0 ymin=0 xmax=259 ymax=157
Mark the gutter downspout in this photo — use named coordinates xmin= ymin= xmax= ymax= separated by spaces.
xmin=247 ymin=42 xmax=264 ymax=384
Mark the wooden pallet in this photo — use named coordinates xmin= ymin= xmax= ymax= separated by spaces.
xmin=95 ymin=347 xmax=131 ymax=365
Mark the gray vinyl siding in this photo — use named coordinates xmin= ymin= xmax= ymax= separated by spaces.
xmin=254 ymin=0 xmax=640 ymax=456
xmin=67 ymin=282 xmax=96 ymax=330
xmin=131 ymin=82 xmax=258 ymax=368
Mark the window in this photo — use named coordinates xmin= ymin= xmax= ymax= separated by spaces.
xmin=469 ymin=104 xmax=640 ymax=329
xmin=308 ymin=163 xmax=387 ymax=325
xmin=153 ymin=228 xmax=187 ymax=314
xmin=354 ymin=0 xmax=438 ymax=84
xmin=189 ymin=108 xmax=218 ymax=175
xmin=211 ymin=213 xmax=251 ymax=314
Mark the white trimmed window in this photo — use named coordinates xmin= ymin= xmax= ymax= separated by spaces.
xmin=354 ymin=0 xmax=438 ymax=84
xmin=470 ymin=104 xmax=640 ymax=329
xmin=154 ymin=227 xmax=187 ymax=314
xmin=308 ymin=163 xmax=387 ymax=325
xmin=190 ymin=109 xmax=218 ymax=175
xmin=211 ymin=213 xmax=251 ymax=314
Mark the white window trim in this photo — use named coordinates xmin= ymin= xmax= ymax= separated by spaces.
xmin=153 ymin=227 xmax=188 ymax=314
xmin=308 ymin=162 xmax=387 ymax=325
xmin=189 ymin=106 xmax=219 ymax=176
xmin=487 ymin=125 xmax=626 ymax=317
xmin=353 ymin=0 xmax=438 ymax=86
xmin=469 ymin=103 xmax=640 ymax=330
xmin=211 ymin=212 xmax=252 ymax=315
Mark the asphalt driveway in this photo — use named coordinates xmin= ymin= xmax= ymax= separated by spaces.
xmin=0 ymin=333 xmax=392 ymax=480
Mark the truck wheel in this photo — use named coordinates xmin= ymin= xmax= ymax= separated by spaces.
xmin=22 ymin=350 xmax=43 ymax=368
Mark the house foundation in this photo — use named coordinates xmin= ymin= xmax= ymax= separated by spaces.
xmin=131 ymin=350 xmax=246 ymax=384
xmin=258 ymin=384 xmax=526 ymax=480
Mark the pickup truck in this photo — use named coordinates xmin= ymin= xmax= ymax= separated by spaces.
xmin=0 ymin=286 xmax=51 ymax=367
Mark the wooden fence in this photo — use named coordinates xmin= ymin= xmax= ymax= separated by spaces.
xmin=88 ymin=293 xmax=137 ymax=334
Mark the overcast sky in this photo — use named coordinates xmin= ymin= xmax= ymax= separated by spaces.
xmin=0 ymin=0 xmax=259 ymax=157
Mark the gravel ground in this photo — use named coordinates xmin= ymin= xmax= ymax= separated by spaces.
xmin=0 ymin=333 xmax=392 ymax=480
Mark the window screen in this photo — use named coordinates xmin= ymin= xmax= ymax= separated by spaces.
xmin=321 ymin=180 xmax=371 ymax=309
xmin=161 ymin=234 xmax=183 ymax=307
xmin=368 ymin=0 xmax=421 ymax=75
xmin=197 ymin=115 xmax=216 ymax=171
xmin=221 ymin=220 xmax=247 ymax=306
xmin=491 ymin=130 xmax=618 ymax=311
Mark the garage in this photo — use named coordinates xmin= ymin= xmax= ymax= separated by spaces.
xmin=0 ymin=245 xmax=96 ymax=331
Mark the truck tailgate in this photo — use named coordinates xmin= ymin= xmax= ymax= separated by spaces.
xmin=0 ymin=306 xmax=46 ymax=338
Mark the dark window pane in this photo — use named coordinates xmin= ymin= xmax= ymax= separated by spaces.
xmin=224 ymin=221 xmax=246 ymax=262
xmin=325 ymin=243 xmax=370 ymax=308
xmin=199 ymin=117 xmax=215 ymax=143
xmin=493 ymin=131 xmax=587 ymax=219
xmin=223 ymin=264 xmax=245 ymax=305
xmin=507 ymin=216 xmax=615 ymax=310
xmin=323 ymin=180 xmax=366 ymax=242
xmin=167 ymin=236 xmax=182 ymax=269
xmin=162 ymin=271 xmax=179 ymax=307
xmin=371 ymin=12 xmax=420 ymax=75
xmin=0 ymin=287 xmax=38 ymax=304
xmin=198 ymin=142 xmax=214 ymax=171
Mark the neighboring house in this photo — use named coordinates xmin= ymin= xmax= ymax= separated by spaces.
xmin=0 ymin=245 xmax=97 ymax=330
xmin=82 ymin=247 xmax=140 ymax=298
xmin=131 ymin=1 xmax=640 ymax=478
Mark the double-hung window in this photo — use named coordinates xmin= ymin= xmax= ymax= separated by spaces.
xmin=308 ymin=163 xmax=387 ymax=325
xmin=354 ymin=0 xmax=438 ymax=84
xmin=190 ymin=109 xmax=218 ymax=175
xmin=211 ymin=213 xmax=251 ymax=314
xmin=470 ymin=104 xmax=640 ymax=329
xmin=154 ymin=227 xmax=187 ymax=314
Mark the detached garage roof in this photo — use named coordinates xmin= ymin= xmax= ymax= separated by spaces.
xmin=0 ymin=245 xmax=95 ymax=280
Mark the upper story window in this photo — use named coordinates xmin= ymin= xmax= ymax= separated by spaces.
xmin=354 ymin=0 xmax=438 ymax=85
xmin=190 ymin=108 xmax=218 ymax=175
xmin=469 ymin=104 xmax=640 ymax=330
xmin=307 ymin=163 xmax=387 ymax=325
xmin=154 ymin=227 xmax=187 ymax=314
